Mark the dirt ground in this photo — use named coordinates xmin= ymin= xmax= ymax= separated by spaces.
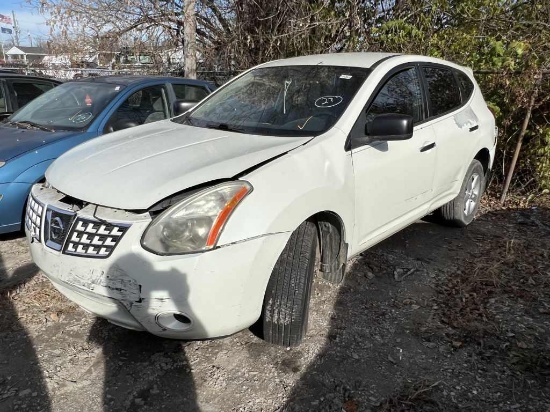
xmin=1 ymin=196 xmax=549 ymax=412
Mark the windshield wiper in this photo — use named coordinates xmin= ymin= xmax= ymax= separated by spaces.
xmin=12 ymin=120 xmax=55 ymax=132
xmin=180 ymin=116 xmax=194 ymax=126
xmin=206 ymin=122 xmax=246 ymax=133
xmin=16 ymin=120 xmax=55 ymax=132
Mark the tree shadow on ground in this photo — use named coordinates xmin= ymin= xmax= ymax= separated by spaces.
xmin=0 ymin=255 xmax=50 ymax=412
xmin=87 ymin=320 xmax=198 ymax=411
xmin=283 ymin=206 xmax=550 ymax=411
xmin=0 ymin=230 xmax=38 ymax=290
xmin=86 ymin=254 xmax=200 ymax=411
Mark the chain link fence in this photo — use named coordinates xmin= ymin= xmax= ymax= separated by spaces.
xmin=0 ymin=65 xmax=241 ymax=87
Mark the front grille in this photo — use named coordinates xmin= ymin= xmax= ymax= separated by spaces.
xmin=26 ymin=195 xmax=44 ymax=241
xmin=63 ymin=218 xmax=130 ymax=258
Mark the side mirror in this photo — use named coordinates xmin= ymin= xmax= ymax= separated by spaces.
xmin=113 ymin=119 xmax=139 ymax=131
xmin=365 ymin=113 xmax=413 ymax=141
xmin=173 ymin=99 xmax=197 ymax=116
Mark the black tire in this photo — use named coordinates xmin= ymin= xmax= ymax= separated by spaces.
xmin=262 ymin=220 xmax=318 ymax=347
xmin=438 ymin=159 xmax=485 ymax=227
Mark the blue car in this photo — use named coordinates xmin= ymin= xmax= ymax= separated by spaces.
xmin=0 ymin=75 xmax=215 ymax=234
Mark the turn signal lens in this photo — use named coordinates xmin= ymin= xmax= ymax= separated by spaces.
xmin=206 ymin=186 xmax=250 ymax=247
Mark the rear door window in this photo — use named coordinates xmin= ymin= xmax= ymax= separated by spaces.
xmin=172 ymin=84 xmax=209 ymax=102
xmin=423 ymin=67 xmax=462 ymax=117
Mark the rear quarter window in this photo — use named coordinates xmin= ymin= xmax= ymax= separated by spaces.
xmin=456 ymin=71 xmax=475 ymax=103
xmin=423 ymin=66 xmax=462 ymax=117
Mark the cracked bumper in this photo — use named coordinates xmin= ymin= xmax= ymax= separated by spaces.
xmin=28 ymin=226 xmax=291 ymax=339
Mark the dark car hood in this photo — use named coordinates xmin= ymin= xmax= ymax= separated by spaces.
xmin=0 ymin=125 xmax=77 ymax=161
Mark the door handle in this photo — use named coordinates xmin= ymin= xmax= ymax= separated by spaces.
xmin=469 ymin=125 xmax=479 ymax=132
xmin=420 ymin=142 xmax=436 ymax=152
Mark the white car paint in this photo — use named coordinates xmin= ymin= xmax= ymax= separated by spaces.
xmin=27 ymin=53 xmax=496 ymax=340
xmin=45 ymin=120 xmax=312 ymax=210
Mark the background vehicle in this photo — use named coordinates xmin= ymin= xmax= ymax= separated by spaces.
xmin=0 ymin=73 xmax=61 ymax=121
xmin=28 ymin=53 xmax=496 ymax=346
xmin=0 ymin=76 xmax=215 ymax=234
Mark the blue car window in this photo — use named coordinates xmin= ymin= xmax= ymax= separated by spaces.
xmin=173 ymin=84 xmax=209 ymax=102
xmin=104 ymin=85 xmax=168 ymax=133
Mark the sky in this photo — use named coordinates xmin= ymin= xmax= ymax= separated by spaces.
xmin=0 ymin=0 xmax=49 ymax=47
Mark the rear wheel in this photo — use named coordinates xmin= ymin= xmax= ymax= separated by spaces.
xmin=261 ymin=220 xmax=317 ymax=347
xmin=438 ymin=159 xmax=485 ymax=227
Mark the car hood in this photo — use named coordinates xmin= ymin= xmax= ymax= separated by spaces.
xmin=0 ymin=125 xmax=76 ymax=161
xmin=46 ymin=121 xmax=311 ymax=210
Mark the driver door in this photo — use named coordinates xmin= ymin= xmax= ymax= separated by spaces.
xmin=351 ymin=66 xmax=437 ymax=249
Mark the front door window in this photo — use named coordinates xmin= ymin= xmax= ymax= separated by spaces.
xmin=105 ymin=85 xmax=169 ymax=133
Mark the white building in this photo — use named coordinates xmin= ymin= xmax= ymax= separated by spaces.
xmin=5 ymin=46 xmax=48 ymax=63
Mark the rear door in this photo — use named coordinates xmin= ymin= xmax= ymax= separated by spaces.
xmin=421 ymin=65 xmax=478 ymax=197
xmin=350 ymin=65 xmax=437 ymax=248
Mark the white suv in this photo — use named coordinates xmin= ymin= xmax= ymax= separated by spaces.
xmin=27 ymin=53 xmax=496 ymax=346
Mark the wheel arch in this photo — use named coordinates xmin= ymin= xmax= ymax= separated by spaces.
xmin=474 ymin=147 xmax=491 ymax=175
xmin=308 ymin=210 xmax=348 ymax=281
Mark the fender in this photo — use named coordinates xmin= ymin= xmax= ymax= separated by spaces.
xmin=217 ymin=131 xmax=356 ymax=247
xmin=14 ymin=158 xmax=56 ymax=184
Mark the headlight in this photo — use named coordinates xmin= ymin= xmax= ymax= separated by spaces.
xmin=141 ymin=181 xmax=252 ymax=255
xmin=0 ymin=161 xmax=5 ymax=168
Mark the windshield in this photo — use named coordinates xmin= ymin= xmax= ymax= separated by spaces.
xmin=7 ymin=81 xmax=125 ymax=131
xmin=175 ymin=65 xmax=370 ymax=136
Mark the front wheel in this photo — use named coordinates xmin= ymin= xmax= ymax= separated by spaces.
xmin=438 ymin=160 xmax=485 ymax=227
xmin=261 ymin=220 xmax=317 ymax=347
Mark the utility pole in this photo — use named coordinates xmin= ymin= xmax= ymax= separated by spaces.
xmin=11 ymin=11 xmax=20 ymax=46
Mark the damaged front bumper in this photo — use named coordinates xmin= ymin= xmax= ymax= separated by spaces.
xmin=26 ymin=185 xmax=291 ymax=339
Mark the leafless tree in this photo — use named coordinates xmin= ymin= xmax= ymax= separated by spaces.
xmin=29 ymin=0 xmax=380 ymax=72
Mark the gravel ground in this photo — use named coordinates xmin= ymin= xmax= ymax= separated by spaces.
xmin=1 ymin=199 xmax=549 ymax=412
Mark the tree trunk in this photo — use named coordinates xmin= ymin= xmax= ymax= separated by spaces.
xmin=499 ymin=73 xmax=542 ymax=205
xmin=184 ymin=0 xmax=197 ymax=79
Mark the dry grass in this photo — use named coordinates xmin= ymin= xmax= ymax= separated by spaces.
xmin=434 ymin=201 xmax=550 ymax=388
xmin=439 ymin=235 xmax=550 ymax=340
xmin=0 ymin=273 xmax=78 ymax=331
xmin=376 ymin=380 xmax=443 ymax=412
